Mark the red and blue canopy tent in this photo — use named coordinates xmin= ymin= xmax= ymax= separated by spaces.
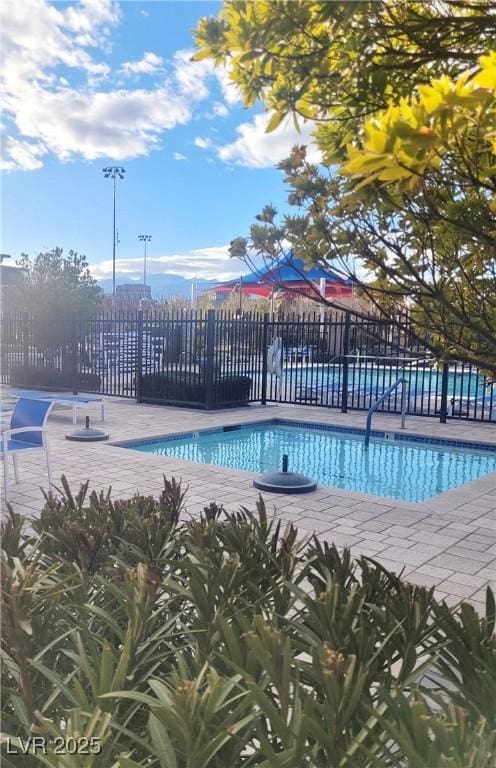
xmin=212 ymin=253 xmax=353 ymax=300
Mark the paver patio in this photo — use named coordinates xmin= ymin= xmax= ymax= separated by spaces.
xmin=1 ymin=396 xmax=494 ymax=611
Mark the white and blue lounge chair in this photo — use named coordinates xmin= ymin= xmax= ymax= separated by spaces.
xmin=1 ymin=398 xmax=53 ymax=500
xmin=8 ymin=388 xmax=105 ymax=425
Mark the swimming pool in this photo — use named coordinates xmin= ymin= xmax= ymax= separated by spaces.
xmin=119 ymin=419 xmax=496 ymax=503
xmin=284 ymin=364 xmax=488 ymax=400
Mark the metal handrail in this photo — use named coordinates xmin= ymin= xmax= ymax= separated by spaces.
xmin=364 ymin=377 xmax=408 ymax=449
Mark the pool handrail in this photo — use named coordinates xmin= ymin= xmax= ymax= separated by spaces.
xmin=364 ymin=377 xmax=408 ymax=449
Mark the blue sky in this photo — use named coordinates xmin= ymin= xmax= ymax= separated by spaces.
xmin=1 ymin=0 xmax=319 ymax=287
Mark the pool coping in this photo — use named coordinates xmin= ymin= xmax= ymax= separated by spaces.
xmin=109 ymin=417 xmax=496 ymax=514
xmin=112 ymin=417 xmax=496 ymax=453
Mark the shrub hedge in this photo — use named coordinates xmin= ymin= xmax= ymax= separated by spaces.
xmin=10 ymin=364 xmax=101 ymax=392
xmin=1 ymin=476 xmax=495 ymax=767
xmin=140 ymin=371 xmax=252 ymax=406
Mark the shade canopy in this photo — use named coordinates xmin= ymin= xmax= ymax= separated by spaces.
xmin=212 ymin=253 xmax=353 ymax=299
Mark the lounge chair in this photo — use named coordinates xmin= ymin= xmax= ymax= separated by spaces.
xmin=8 ymin=388 xmax=106 ymax=425
xmin=1 ymin=398 xmax=53 ymax=500
xmin=283 ymin=346 xmax=315 ymax=363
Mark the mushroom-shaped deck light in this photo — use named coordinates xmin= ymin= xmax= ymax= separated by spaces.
xmin=66 ymin=416 xmax=109 ymax=442
xmin=253 ymin=454 xmax=316 ymax=494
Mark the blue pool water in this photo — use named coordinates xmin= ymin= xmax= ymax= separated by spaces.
xmin=122 ymin=421 xmax=496 ymax=503
xmin=286 ymin=364 xmax=488 ymax=400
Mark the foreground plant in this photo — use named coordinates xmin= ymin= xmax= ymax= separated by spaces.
xmin=1 ymin=476 xmax=495 ymax=767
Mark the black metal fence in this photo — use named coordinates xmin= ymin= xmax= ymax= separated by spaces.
xmin=1 ymin=309 xmax=494 ymax=421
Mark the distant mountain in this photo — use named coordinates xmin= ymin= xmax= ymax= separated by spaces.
xmin=97 ymin=273 xmax=213 ymax=299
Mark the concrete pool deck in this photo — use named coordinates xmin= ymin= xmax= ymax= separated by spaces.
xmin=1 ymin=397 xmax=495 ymax=611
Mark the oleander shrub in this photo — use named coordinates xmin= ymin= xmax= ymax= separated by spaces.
xmin=140 ymin=372 xmax=252 ymax=406
xmin=10 ymin=364 xmax=101 ymax=392
xmin=1 ymin=477 xmax=495 ymax=767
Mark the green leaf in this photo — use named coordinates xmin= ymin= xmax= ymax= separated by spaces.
xmin=99 ymin=641 xmax=115 ymax=697
xmin=265 ymin=111 xmax=286 ymax=133
xmin=99 ymin=690 xmax=158 ymax=707
xmin=149 ymin=712 xmax=177 ymax=768
xmin=378 ymin=165 xmax=413 ymax=181
xmin=30 ymin=660 xmax=81 ymax=708
xmin=486 ymin=586 xmax=495 ymax=635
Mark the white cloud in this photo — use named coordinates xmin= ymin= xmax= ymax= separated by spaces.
xmin=172 ymin=50 xmax=239 ymax=112
xmin=173 ymin=152 xmax=187 ymax=161
xmin=204 ymin=101 xmax=229 ymax=119
xmin=218 ymin=112 xmax=322 ymax=168
xmin=90 ymin=245 xmax=247 ymax=282
xmin=0 ymin=1 xmax=239 ymax=172
xmin=1 ymin=135 xmax=47 ymax=171
xmin=63 ymin=0 xmax=120 ymax=32
xmin=194 ymin=136 xmax=212 ymax=149
xmin=63 ymin=0 xmax=120 ymax=47
xmin=212 ymin=101 xmax=228 ymax=117
xmin=216 ymin=68 xmax=242 ymax=106
xmin=120 ymin=52 xmax=164 ymax=77
xmin=0 ymin=0 xmax=116 ymax=92
xmin=2 ymin=83 xmax=191 ymax=165
xmin=172 ymin=49 xmax=212 ymax=102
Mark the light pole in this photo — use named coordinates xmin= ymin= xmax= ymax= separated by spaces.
xmin=138 ymin=234 xmax=151 ymax=292
xmin=102 ymin=166 xmax=125 ymax=303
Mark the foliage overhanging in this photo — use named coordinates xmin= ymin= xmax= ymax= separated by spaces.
xmin=195 ymin=1 xmax=496 ymax=368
